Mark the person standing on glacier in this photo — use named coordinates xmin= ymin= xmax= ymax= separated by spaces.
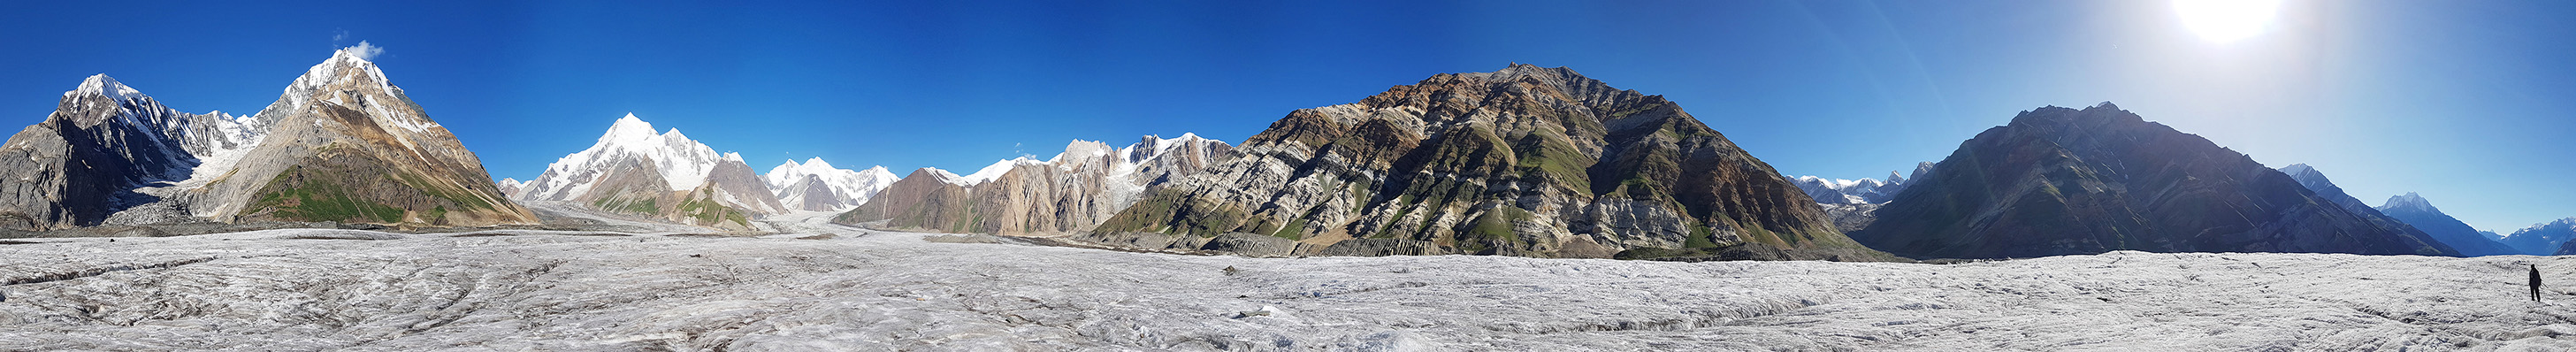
xmin=2532 ymin=264 xmax=2544 ymax=302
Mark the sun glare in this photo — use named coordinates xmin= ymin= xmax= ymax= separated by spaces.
xmin=2173 ymin=0 xmax=2285 ymax=42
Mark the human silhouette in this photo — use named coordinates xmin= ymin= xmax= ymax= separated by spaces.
xmin=2532 ymin=264 xmax=2543 ymax=302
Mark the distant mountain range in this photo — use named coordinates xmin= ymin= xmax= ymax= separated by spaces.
xmin=1792 ymin=162 xmax=1934 ymax=205
xmin=9 ymin=56 xmax=2566 ymax=262
xmin=0 ymin=47 xmax=533 ymax=230
xmin=765 ymin=158 xmax=900 ymax=211
xmin=1852 ymin=103 xmax=2455 ymax=259
xmin=834 ymin=134 xmax=1231 ymax=235
xmin=511 ymin=114 xmax=909 ymax=230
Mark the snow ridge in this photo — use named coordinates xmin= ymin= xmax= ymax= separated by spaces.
xmin=1788 ymin=163 xmax=1930 ymax=205
xmin=916 ymin=134 xmax=1234 ymax=188
xmin=763 ymin=157 xmax=903 ymax=210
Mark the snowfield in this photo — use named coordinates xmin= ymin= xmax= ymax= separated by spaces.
xmin=4 ymin=214 xmax=2576 ymax=350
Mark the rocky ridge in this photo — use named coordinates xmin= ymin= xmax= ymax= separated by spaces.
xmin=1081 ymin=64 xmax=1892 ymax=261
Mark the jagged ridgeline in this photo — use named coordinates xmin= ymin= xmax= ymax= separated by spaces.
xmin=1084 ymin=64 xmax=1895 ymax=261
xmin=0 ymin=47 xmax=536 ymax=230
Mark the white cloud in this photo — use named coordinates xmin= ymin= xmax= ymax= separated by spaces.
xmin=332 ymin=29 xmax=349 ymax=42
xmin=344 ymin=41 xmax=384 ymax=60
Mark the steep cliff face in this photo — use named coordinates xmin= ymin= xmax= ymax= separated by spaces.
xmin=1085 ymin=64 xmax=1889 ymax=261
xmin=197 ymin=48 xmax=538 ymax=226
xmin=1852 ymin=103 xmax=2455 ymax=259
xmin=833 ymin=135 xmax=1234 ymax=235
xmin=0 ymin=75 xmax=256 ymax=230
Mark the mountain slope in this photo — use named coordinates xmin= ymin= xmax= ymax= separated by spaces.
xmin=0 ymin=75 xmax=265 ymax=230
xmin=834 ymin=134 xmax=1233 ymax=235
xmin=1085 ymin=64 xmax=1891 ymax=261
xmin=2375 ymin=193 xmax=2519 ymax=256
xmin=763 ymin=158 xmax=900 ymax=211
xmin=514 ymin=114 xmax=784 ymax=229
xmin=1852 ymin=103 xmax=2454 ymax=259
xmin=192 ymin=48 xmax=538 ymax=226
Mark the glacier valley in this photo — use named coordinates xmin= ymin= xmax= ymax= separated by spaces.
xmin=2 ymin=211 xmax=2574 ymax=350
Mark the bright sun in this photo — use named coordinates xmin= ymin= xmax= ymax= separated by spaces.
xmin=2172 ymin=0 xmax=2285 ymax=42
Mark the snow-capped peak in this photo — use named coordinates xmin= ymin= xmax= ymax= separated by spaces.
xmin=2378 ymin=192 xmax=2439 ymax=213
xmin=521 ymin=113 xmax=730 ymax=198
xmin=761 ymin=157 xmax=904 ymax=210
xmin=600 ymin=113 xmax=658 ymax=143
xmin=70 ymin=74 xmax=145 ymax=102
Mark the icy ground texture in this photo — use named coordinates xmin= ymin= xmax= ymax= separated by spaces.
xmin=4 ymin=224 xmax=2576 ymax=350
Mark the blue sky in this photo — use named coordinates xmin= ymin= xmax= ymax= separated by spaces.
xmin=2 ymin=1 xmax=2569 ymax=232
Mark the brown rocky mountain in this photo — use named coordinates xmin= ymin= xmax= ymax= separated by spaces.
xmin=194 ymin=48 xmax=538 ymax=226
xmin=1081 ymin=64 xmax=1893 ymax=261
xmin=834 ymin=135 xmax=1234 ymax=235
xmin=1851 ymin=103 xmax=2457 ymax=259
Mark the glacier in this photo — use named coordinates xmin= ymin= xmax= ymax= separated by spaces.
xmin=4 ymin=212 xmax=2575 ymax=350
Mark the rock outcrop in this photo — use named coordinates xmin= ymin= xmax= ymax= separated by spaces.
xmin=1851 ymin=103 xmax=2456 ymax=259
xmin=834 ymin=134 xmax=1234 ymax=235
xmin=1082 ymin=64 xmax=1893 ymax=261
xmin=2375 ymin=193 xmax=2519 ymax=256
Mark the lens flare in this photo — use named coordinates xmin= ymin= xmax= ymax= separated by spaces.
xmin=2173 ymin=0 xmax=2285 ymax=42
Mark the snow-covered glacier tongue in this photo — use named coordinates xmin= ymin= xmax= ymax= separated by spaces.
xmin=3 ymin=223 xmax=2573 ymax=350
